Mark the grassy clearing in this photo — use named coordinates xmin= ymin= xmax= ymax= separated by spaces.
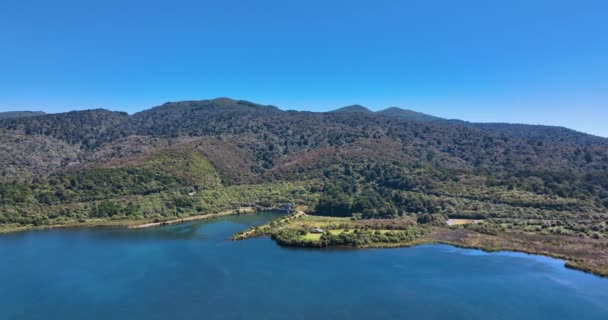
xmin=302 ymin=233 xmax=322 ymax=241
xmin=447 ymin=219 xmax=481 ymax=226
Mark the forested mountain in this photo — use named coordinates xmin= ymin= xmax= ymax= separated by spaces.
xmin=0 ymin=98 xmax=607 ymax=240
xmin=0 ymin=111 xmax=46 ymax=119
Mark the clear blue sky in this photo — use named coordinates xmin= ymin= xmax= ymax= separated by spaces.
xmin=1 ymin=0 xmax=607 ymax=136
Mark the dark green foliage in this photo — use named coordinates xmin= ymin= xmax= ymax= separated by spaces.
xmin=93 ymin=200 xmax=122 ymax=218
xmin=416 ymin=214 xmax=446 ymax=226
xmin=44 ymin=168 xmax=180 ymax=202
xmin=315 ymin=193 xmax=352 ymax=217
xmin=271 ymin=228 xmax=312 ymax=246
xmin=270 ymin=226 xmax=427 ymax=248
xmin=0 ymin=183 xmax=32 ymax=204
xmin=417 ymin=214 xmax=433 ymax=224
xmin=319 ymin=228 xmax=425 ymax=247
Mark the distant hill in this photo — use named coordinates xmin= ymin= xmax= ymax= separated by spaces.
xmin=0 ymin=111 xmax=46 ymax=119
xmin=376 ymin=107 xmax=444 ymax=122
xmin=144 ymin=98 xmax=279 ymax=115
xmin=329 ymin=105 xmax=607 ymax=146
xmin=330 ymin=105 xmax=372 ymax=114
xmin=451 ymin=121 xmax=608 ymax=147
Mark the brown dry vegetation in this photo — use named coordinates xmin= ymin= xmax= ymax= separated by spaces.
xmin=423 ymin=228 xmax=608 ymax=276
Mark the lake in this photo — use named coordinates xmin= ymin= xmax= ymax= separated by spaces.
xmin=1 ymin=212 xmax=607 ymax=320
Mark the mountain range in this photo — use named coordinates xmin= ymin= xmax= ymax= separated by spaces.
xmin=0 ymin=98 xmax=606 ymax=243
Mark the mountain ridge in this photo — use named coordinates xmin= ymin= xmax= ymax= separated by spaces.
xmin=0 ymin=111 xmax=47 ymax=119
xmin=1 ymin=97 xmax=606 ymax=182
xmin=3 ymin=100 xmax=604 ymax=141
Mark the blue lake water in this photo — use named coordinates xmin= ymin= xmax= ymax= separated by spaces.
xmin=1 ymin=212 xmax=607 ymax=320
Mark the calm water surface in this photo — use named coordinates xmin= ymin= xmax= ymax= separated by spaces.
xmin=1 ymin=213 xmax=607 ymax=320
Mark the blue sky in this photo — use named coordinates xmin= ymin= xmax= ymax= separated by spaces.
xmin=1 ymin=0 xmax=607 ymax=136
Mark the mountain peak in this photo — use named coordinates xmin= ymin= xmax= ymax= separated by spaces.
xmin=137 ymin=98 xmax=280 ymax=118
xmin=381 ymin=106 xmax=405 ymax=112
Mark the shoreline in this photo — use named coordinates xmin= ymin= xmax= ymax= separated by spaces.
xmin=0 ymin=219 xmax=144 ymax=235
xmin=232 ymin=211 xmax=305 ymax=240
xmin=128 ymin=207 xmax=255 ymax=229
xmin=371 ymin=241 xmax=608 ymax=278
xmin=244 ymin=233 xmax=608 ymax=278
xmin=362 ymin=239 xmax=608 ymax=278
xmin=0 ymin=207 xmax=257 ymax=234
xmin=2 ymin=212 xmax=606 ymax=278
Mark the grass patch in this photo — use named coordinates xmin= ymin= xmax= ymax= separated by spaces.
xmin=302 ymin=233 xmax=322 ymax=241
